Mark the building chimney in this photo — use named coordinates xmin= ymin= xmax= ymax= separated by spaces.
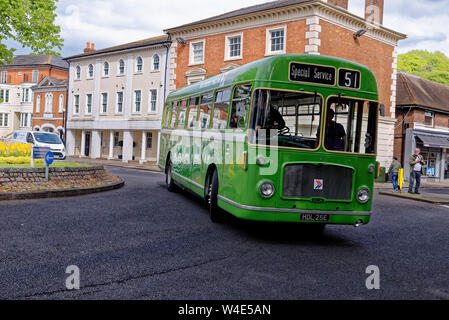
xmin=83 ymin=42 xmax=96 ymax=54
xmin=365 ymin=0 xmax=384 ymax=25
xmin=84 ymin=42 xmax=90 ymax=54
xmin=327 ymin=0 xmax=348 ymax=9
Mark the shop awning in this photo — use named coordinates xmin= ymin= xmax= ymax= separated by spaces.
xmin=416 ymin=134 xmax=449 ymax=149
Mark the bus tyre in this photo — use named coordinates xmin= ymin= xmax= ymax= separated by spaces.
xmin=166 ymin=160 xmax=177 ymax=192
xmin=206 ymin=170 xmax=224 ymax=223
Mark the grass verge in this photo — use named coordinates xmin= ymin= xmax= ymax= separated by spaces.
xmin=0 ymin=161 xmax=91 ymax=168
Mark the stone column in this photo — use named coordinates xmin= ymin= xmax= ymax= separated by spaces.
xmin=91 ymin=130 xmax=101 ymax=159
xmin=108 ymin=131 xmax=114 ymax=160
xmin=140 ymin=131 xmax=146 ymax=164
xmin=66 ymin=129 xmax=76 ymax=156
xmin=122 ymin=130 xmax=133 ymax=163
xmin=80 ymin=130 xmax=86 ymax=157
xmin=156 ymin=130 xmax=161 ymax=165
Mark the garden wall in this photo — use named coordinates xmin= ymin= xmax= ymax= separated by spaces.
xmin=0 ymin=166 xmax=121 ymax=193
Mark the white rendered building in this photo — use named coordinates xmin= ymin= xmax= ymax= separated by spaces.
xmin=65 ymin=36 xmax=171 ymax=163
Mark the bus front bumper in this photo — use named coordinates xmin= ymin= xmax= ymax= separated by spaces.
xmin=218 ymin=196 xmax=371 ymax=225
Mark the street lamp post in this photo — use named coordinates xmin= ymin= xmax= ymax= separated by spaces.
xmin=62 ymin=107 xmax=66 ymax=146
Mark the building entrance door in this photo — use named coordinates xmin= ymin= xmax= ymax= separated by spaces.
xmin=85 ymin=132 xmax=91 ymax=157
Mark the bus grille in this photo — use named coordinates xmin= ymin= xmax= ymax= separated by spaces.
xmin=283 ymin=164 xmax=353 ymax=200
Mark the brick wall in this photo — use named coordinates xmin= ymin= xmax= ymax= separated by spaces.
xmin=393 ymin=108 xmax=449 ymax=164
xmin=435 ymin=112 xmax=449 ymax=128
xmin=175 ymin=20 xmax=307 ymax=88
xmin=0 ymin=166 xmax=120 ymax=192
xmin=328 ymin=0 xmax=348 ymax=9
xmin=319 ymin=20 xmax=394 ymax=117
xmin=0 ymin=67 xmax=68 ymax=86
xmin=32 ymin=90 xmax=67 ymax=130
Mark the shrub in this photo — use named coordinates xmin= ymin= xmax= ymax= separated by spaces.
xmin=0 ymin=141 xmax=31 ymax=157
xmin=0 ymin=156 xmax=43 ymax=164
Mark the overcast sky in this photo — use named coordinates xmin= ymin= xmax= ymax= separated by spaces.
xmin=8 ymin=0 xmax=449 ymax=57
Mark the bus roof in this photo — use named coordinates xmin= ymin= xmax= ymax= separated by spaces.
xmin=167 ymin=54 xmax=378 ymax=100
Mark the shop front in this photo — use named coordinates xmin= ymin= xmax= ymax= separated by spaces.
xmin=404 ymin=128 xmax=449 ymax=182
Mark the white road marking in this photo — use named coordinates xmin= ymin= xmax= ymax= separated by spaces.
xmin=441 ymin=205 xmax=449 ymax=209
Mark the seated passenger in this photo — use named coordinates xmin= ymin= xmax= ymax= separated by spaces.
xmin=323 ymin=109 xmax=346 ymax=151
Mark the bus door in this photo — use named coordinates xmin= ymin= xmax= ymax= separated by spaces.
xmin=186 ymin=97 xmax=199 ymax=182
xmin=221 ymin=85 xmax=252 ymax=201
xmin=177 ymin=99 xmax=189 ymax=177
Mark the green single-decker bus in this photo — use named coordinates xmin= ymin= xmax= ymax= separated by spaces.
xmin=159 ymin=54 xmax=379 ymax=227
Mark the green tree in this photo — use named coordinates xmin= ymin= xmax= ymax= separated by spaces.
xmin=398 ymin=50 xmax=449 ymax=86
xmin=0 ymin=0 xmax=63 ymax=64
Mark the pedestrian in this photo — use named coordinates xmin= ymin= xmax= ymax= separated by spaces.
xmin=388 ymin=156 xmax=401 ymax=191
xmin=408 ymin=148 xmax=426 ymax=194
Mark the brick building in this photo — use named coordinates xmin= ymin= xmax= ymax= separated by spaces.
xmin=164 ymin=0 xmax=406 ymax=167
xmin=0 ymin=55 xmax=68 ymax=138
xmin=31 ymin=76 xmax=69 ymax=139
xmin=395 ymin=72 xmax=449 ymax=181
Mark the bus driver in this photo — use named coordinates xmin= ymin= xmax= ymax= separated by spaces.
xmin=252 ymin=91 xmax=285 ymax=130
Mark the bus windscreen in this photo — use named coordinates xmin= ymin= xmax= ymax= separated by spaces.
xmin=250 ymin=89 xmax=322 ymax=150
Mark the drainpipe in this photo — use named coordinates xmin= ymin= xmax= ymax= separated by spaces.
xmin=163 ymin=34 xmax=172 ymax=100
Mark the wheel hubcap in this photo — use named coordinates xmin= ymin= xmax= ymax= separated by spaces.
xmin=208 ymin=184 xmax=212 ymax=204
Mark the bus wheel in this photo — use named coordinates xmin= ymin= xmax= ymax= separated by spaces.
xmin=166 ymin=160 xmax=177 ymax=192
xmin=206 ymin=170 xmax=224 ymax=223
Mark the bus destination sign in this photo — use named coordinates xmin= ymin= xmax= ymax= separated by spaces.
xmin=289 ymin=63 xmax=335 ymax=86
xmin=339 ymin=69 xmax=361 ymax=89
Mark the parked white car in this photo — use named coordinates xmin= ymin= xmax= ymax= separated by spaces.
xmin=12 ymin=131 xmax=66 ymax=160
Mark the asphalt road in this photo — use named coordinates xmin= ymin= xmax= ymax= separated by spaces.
xmin=0 ymin=166 xmax=448 ymax=300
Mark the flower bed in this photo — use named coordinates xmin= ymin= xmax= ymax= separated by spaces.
xmin=0 ymin=141 xmax=42 ymax=164
xmin=0 ymin=141 xmax=31 ymax=157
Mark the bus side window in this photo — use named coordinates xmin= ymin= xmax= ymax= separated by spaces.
xmin=187 ymin=97 xmax=199 ymax=129
xmin=177 ymin=99 xmax=188 ymax=129
xmin=170 ymin=101 xmax=180 ymax=128
xmin=199 ymin=92 xmax=213 ymax=129
xmin=229 ymin=84 xmax=252 ymax=129
xmin=212 ymin=88 xmax=231 ymax=129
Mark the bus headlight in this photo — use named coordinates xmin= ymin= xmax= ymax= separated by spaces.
xmin=368 ymin=164 xmax=375 ymax=174
xmin=357 ymin=188 xmax=370 ymax=204
xmin=260 ymin=182 xmax=275 ymax=199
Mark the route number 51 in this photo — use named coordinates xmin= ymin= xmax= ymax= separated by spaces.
xmin=339 ymin=69 xmax=360 ymax=89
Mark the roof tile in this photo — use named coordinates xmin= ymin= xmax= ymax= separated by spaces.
xmin=396 ymin=72 xmax=449 ymax=112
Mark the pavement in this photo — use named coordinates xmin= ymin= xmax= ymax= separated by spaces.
xmin=67 ymin=156 xmax=161 ymax=172
xmin=68 ymin=156 xmax=449 ymax=205
xmin=375 ymin=181 xmax=449 ymax=205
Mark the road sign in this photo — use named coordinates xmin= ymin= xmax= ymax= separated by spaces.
xmin=45 ymin=151 xmax=54 ymax=166
xmin=32 ymin=146 xmax=50 ymax=159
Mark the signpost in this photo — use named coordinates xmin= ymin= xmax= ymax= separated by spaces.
xmin=44 ymin=151 xmax=54 ymax=181
xmin=31 ymin=146 xmax=50 ymax=168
